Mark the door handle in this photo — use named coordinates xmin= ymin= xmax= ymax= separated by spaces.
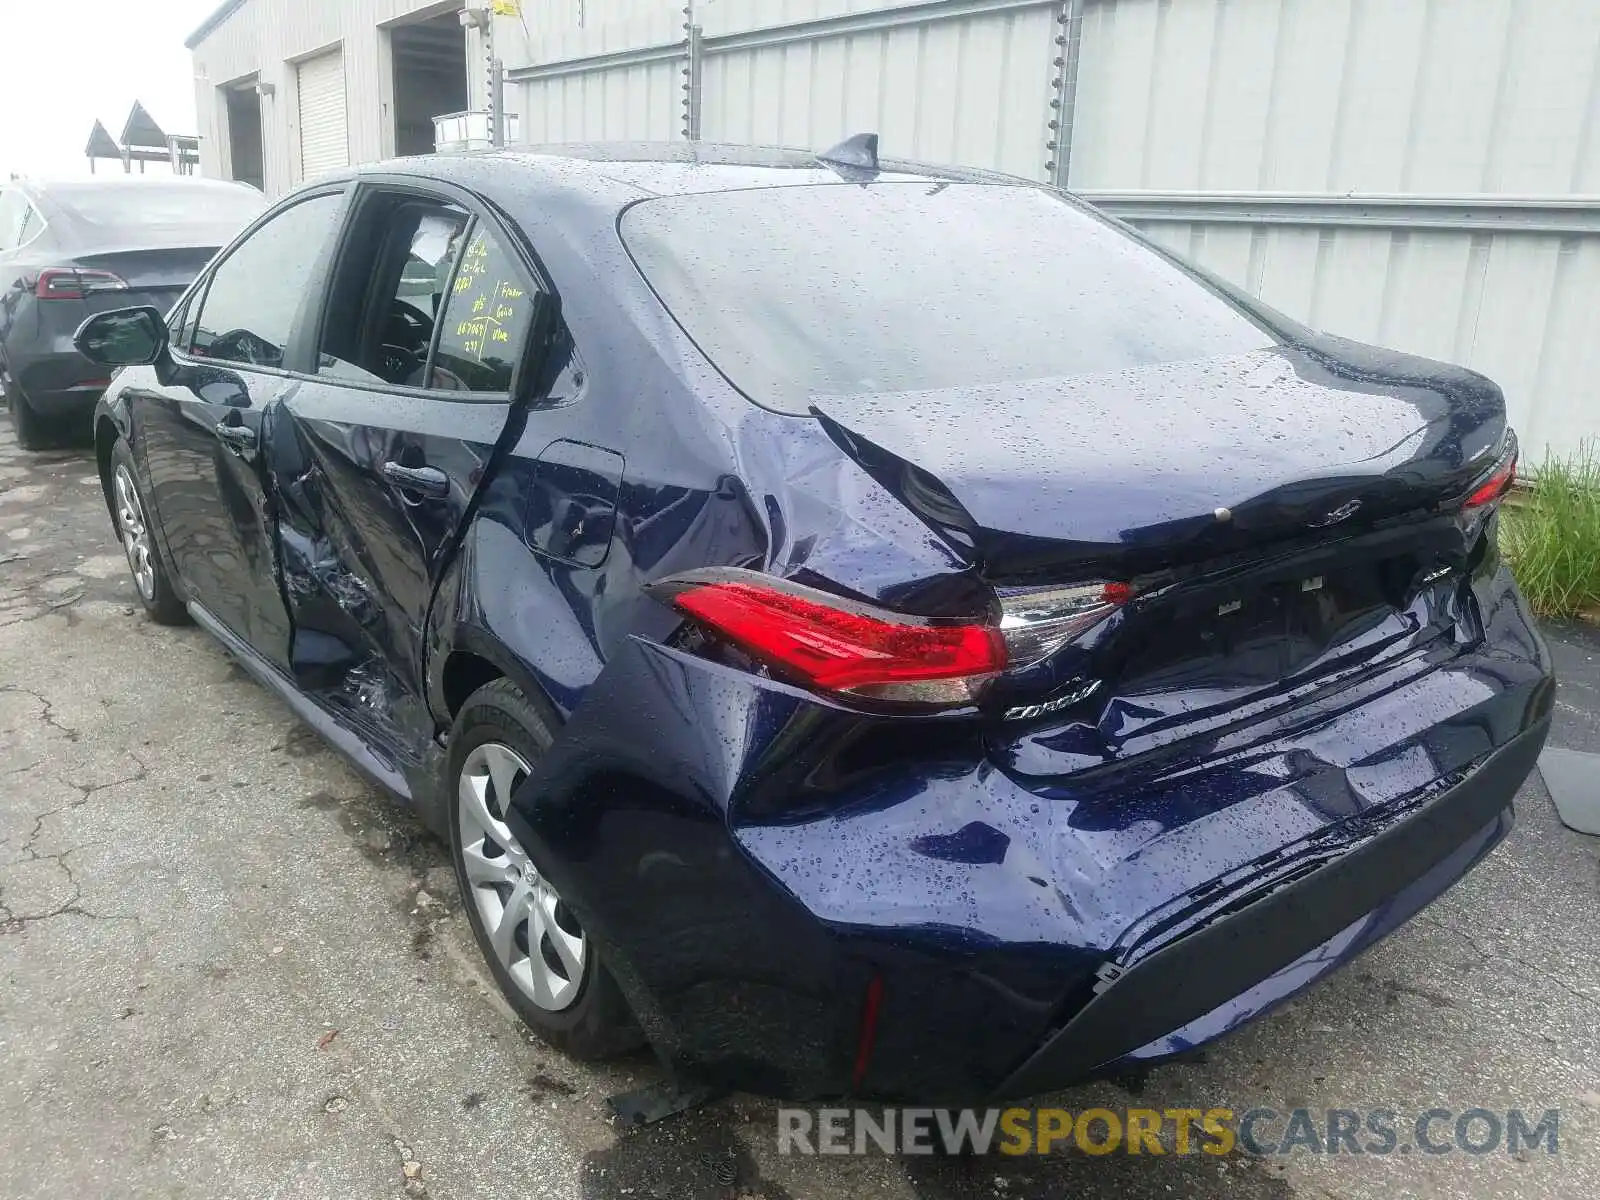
xmin=381 ymin=461 xmax=450 ymax=499
xmin=214 ymin=421 xmax=257 ymax=454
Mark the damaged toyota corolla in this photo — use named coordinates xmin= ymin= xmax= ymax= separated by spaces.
xmin=77 ymin=141 xmax=1551 ymax=1102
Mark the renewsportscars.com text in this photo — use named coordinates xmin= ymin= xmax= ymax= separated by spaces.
xmin=777 ymin=1106 xmax=1561 ymax=1157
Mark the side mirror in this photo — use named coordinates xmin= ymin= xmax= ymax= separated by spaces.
xmin=73 ymin=306 xmax=168 ymax=368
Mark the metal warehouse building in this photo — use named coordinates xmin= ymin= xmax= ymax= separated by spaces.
xmin=188 ymin=0 xmax=1600 ymax=462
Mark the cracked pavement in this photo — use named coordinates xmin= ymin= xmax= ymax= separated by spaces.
xmin=2 ymin=405 xmax=1599 ymax=1200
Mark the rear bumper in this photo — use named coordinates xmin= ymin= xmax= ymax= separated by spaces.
xmin=2 ymin=290 xmax=165 ymax=417
xmin=991 ymin=715 xmax=1545 ymax=1099
xmin=12 ymin=374 xmax=109 ymax=418
xmin=510 ymin=561 xmax=1553 ymax=1102
xmin=5 ymin=334 xmax=111 ymax=419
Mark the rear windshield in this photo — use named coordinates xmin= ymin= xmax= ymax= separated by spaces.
xmin=621 ymin=183 xmax=1276 ymax=413
xmin=48 ymin=182 xmax=264 ymax=241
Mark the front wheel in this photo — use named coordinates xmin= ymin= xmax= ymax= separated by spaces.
xmin=109 ymin=438 xmax=188 ymax=625
xmin=447 ymin=678 xmax=641 ymax=1059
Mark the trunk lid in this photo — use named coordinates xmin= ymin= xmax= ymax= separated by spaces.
xmin=71 ymin=246 xmax=219 ymax=310
xmin=813 ymin=339 xmax=1508 ymax=759
xmin=813 ymin=342 xmax=1506 ymax=580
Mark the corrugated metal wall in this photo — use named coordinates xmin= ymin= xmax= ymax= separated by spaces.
xmin=193 ymin=0 xmax=1600 ymax=462
xmin=511 ymin=1 xmax=1062 ymax=171
xmin=502 ymin=0 xmax=1600 ymax=463
xmin=1070 ymin=0 xmax=1600 ymax=465
xmin=1075 ymin=0 xmax=1600 ymax=194
xmin=698 ymin=2 xmax=1056 ymax=174
xmin=516 ymin=57 xmax=683 ymax=142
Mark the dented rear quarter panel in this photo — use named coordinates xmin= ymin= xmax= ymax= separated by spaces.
xmin=422 ymin=161 xmax=998 ymax=734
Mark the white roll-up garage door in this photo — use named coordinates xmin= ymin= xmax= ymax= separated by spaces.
xmin=297 ymin=49 xmax=348 ymax=181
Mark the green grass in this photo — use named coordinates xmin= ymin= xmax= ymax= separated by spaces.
xmin=1501 ymin=443 xmax=1600 ymax=621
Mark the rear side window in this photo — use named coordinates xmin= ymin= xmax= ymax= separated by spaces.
xmin=189 ymin=193 xmax=343 ymax=369
xmin=315 ymin=192 xmax=470 ymax=387
xmin=429 ymin=226 xmax=537 ymax=392
xmin=621 ymin=183 xmax=1275 ymax=413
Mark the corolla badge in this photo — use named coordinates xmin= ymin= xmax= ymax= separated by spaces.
xmin=1309 ymin=498 xmax=1363 ymax=528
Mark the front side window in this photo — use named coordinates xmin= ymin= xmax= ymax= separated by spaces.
xmin=429 ymin=226 xmax=538 ymax=393
xmin=189 ymin=192 xmax=343 ymax=368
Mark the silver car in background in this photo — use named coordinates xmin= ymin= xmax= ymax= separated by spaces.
xmin=0 ymin=177 xmax=264 ymax=449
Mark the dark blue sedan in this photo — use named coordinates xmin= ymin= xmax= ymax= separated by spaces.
xmin=76 ymin=142 xmax=1551 ymax=1102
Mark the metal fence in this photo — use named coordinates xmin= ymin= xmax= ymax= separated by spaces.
xmin=504 ymin=0 xmax=1600 ymax=462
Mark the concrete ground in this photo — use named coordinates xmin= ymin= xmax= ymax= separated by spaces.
xmin=2 ymin=409 xmax=1598 ymax=1200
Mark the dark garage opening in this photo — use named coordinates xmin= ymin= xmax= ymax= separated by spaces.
xmin=224 ymin=84 xmax=264 ymax=190
xmin=391 ymin=14 xmax=469 ymax=157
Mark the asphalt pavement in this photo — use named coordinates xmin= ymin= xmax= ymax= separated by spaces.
xmin=2 ymin=407 xmax=1598 ymax=1200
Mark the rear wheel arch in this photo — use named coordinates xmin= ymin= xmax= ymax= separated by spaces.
xmin=426 ymin=528 xmax=572 ymax=736
xmin=437 ymin=636 xmax=565 ymax=733
xmin=442 ymin=650 xmax=506 ymax=719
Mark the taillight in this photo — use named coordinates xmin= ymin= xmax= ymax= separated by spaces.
xmin=652 ymin=569 xmax=1006 ymax=705
xmin=1463 ymin=450 xmax=1517 ymax=510
xmin=996 ymin=581 xmax=1133 ymax=666
xmin=35 ymin=268 xmax=128 ymax=301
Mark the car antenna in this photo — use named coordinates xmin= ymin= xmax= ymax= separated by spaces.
xmin=816 ymin=132 xmax=881 ymax=180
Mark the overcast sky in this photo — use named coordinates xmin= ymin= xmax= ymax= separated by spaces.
xmin=0 ymin=0 xmax=221 ymax=180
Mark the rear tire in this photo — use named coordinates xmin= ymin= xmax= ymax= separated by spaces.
xmin=6 ymin=384 xmax=57 ymax=451
xmin=109 ymin=438 xmax=189 ymax=625
xmin=447 ymin=678 xmax=642 ymax=1060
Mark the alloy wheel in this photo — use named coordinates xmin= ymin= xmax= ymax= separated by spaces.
xmin=457 ymin=741 xmax=587 ymax=1011
xmin=113 ymin=465 xmax=156 ymax=601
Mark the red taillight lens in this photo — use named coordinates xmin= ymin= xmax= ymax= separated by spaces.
xmin=659 ymin=571 xmax=1006 ymax=704
xmin=851 ymin=974 xmax=886 ymax=1092
xmin=1463 ymin=453 xmax=1517 ymax=510
xmin=35 ymin=267 xmax=128 ymax=301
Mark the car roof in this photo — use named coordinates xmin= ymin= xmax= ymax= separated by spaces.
xmin=331 ymin=140 xmax=1035 ymax=204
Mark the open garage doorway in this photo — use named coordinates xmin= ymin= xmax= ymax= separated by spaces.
xmin=223 ymin=83 xmax=264 ymax=190
xmin=390 ymin=12 xmax=469 ymax=157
